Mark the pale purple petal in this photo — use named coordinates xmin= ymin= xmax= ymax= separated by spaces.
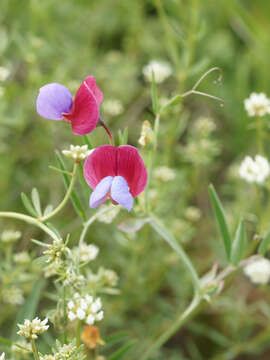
xmin=90 ymin=176 xmax=113 ymax=208
xmin=111 ymin=176 xmax=134 ymax=212
xmin=36 ymin=83 xmax=73 ymax=120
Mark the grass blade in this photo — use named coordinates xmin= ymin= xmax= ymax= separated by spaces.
xmin=258 ymin=230 xmax=270 ymax=256
xmin=209 ymin=184 xmax=231 ymax=261
xmin=108 ymin=340 xmax=137 ymax=360
xmin=230 ymin=220 xmax=246 ymax=266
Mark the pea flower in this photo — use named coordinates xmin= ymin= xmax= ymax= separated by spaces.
xmin=83 ymin=145 xmax=147 ymax=211
xmin=36 ymin=76 xmax=103 ymax=135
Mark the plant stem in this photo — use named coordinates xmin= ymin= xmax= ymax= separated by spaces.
xmin=63 ymin=286 xmax=67 ymax=343
xmin=256 ymin=117 xmax=264 ymax=154
xmin=79 ymin=206 xmax=114 ymax=246
xmin=150 ymin=215 xmax=201 ymax=293
xmin=0 ymin=212 xmax=59 ymax=242
xmin=142 ymin=295 xmax=201 ymax=360
xmin=42 ymin=162 xmax=79 ymax=222
xmin=76 ymin=320 xmax=82 ymax=347
xmin=31 ymin=339 xmax=39 ymax=360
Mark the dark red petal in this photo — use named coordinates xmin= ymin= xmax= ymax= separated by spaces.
xmin=64 ymin=79 xmax=99 ymax=135
xmin=116 ymin=145 xmax=148 ymax=197
xmin=83 ymin=145 xmax=117 ymax=189
xmin=84 ymin=76 xmax=104 ymax=105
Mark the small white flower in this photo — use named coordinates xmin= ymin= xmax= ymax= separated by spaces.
xmin=73 ymin=243 xmax=99 ymax=263
xmin=14 ymin=252 xmax=31 ymax=264
xmin=103 ymin=99 xmax=123 ymax=116
xmin=153 ymin=166 xmax=176 ymax=182
xmin=0 ymin=353 xmax=5 ymax=360
xmin=86 ymin=314 xmax=95 ymax=325
xmin=68 ymin=311 xmax=76 ymax=321
xmin=67 ymin=300 xmax=74 ymax=310
xmin=239 ymin=155 xmax=270 ymax=184
xmin=3 ymin=286 xmax=24 ymax=305
xmin=96 ymin=311 xmax=104 ymax=321
xmin=143 ymin=60 xmax=172 ymax=83
xmin=244 ymin=92 xmax=270 ymax=117
xmin=17 ymin=318 xmax=49 ymax=339
xmin=0 ymin=66 xmax=10 ymax=81
xmin=76 ymin=308 xmax=86 ymax=320
xmin=244 ymin=258 xmax=270 ymax=284
xmin=138 ymin=120 xmax=154 ymax=148
xmin=62 ymin=145 xmax=94 ymax=162
xmin=91 ymin=298 xmax=102 ymax=313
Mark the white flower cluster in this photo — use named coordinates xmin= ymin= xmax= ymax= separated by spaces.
xmin=244 ymin=92 xmax=270 ymax=117
xmin=11 ymin=340 xmax=31 ymax=355
xmin=67 ymin=293 xmax=103 ymax=325
xmin=1 ymin=230 xmax=21 ymax=243
xmin=142 ymin=60 xmax=172 ymax=83
xmin=17 ymin=318 xmax=49 ymax=339
xmin=239 ymin=155 xmax=270 ymax=184
xmin=0 ymin=66 xmax=10 ymax=81
xmin=43 ymin=238 xmax=66 ymax=264
xmin=3 ymin=286 xmax=24 ymax=305
xmin=62 ymin=145 xmax=93 ymax=161
xmin=14 ymin=251 xmax=31 ymax=264
xmin=153 ymin=166 xmax=176 ymax=182
xmin=73 ymin=243 xmax=99 ymax=262
xmin=40 ymin=343 xmax=77 ymax=360
xmin=103 ymin=99 xmax=123 ymax=116
xmin=244 ymin=258 xmax=270 ymax=284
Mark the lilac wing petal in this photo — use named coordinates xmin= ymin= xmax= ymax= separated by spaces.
xmin=90 ymin=176 xmax=113 ymax=208
xmin=36 ymin=83 xmax=73 ymax=120
xmin=111 ymin=176 xmax=134 ymax=212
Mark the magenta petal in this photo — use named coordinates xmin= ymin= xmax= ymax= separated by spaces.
xmin=36 ymin=83 xmax=73 ymax=120
xmin=90 ymin=176 xmax=113 ymax=208
xmin=111 ymin=176 xmax=133 ymax=211
xmin=84 ymin=76 xmax=104 ymax=105
xmin=117 ymin=146 xmax=148 ymax=197
xmin=65 ymin=79 xmax=99 ymax=135
xmin=84 ymin=145 xmax=117 ymax=189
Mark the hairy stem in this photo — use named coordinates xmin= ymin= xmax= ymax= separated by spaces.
xmin=0 ymin=212 xmax=59 ymax=242
xmin=42 ymin=162 xmax=79 ymax=222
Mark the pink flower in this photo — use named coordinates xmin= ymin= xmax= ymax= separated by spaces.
xmin=83 ymin=145 xmax=148 ymax=211
xmin=36 ymin=76 xmax=103 ymax=135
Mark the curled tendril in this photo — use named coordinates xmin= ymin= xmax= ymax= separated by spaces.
xmin=182 ymin=67 xmax=224 ymax=104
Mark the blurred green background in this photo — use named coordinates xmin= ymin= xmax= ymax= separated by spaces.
xmin=1 ymin=0 xmax=270 ymax=359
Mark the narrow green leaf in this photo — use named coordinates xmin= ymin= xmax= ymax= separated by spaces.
xmin=209 ymin=184 xmax=231 ymax=260
xmin=31 ymin=238 xmax=49 ymax=247
xmin=103 ymin=331 xmax=129 ymax=347
xmin=259 ymin=230 xmax=270 ymax=255
xmin=108 ymin=340 xmax=137 ymax=360
xmin=230 ymin=220 xmax=246 ymax=266
xmin=21 ymin=192 xmax=37 ymax=217
xmin=151 ymin=71 xmax=159 ymax=115
xmin=43 ymin=204 xmax=53 ymax=217
xmin=46 ymin=222 xmax=62 ymax=239
xmin=31 ymin=188 xmax=42 ymax=216
xmin=12 ymin=279 xmax=46 ymax=340
xmin=55 ymin=151 xmax=86 ymax=222
xmin=160 ymin=94 xmax=182 ymax=114
xmin=49 ymin=165 xmax=72 ymax=176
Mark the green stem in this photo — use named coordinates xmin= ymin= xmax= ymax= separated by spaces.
xmin=256 ymin=117 xmax=264 ymax=154
xmin=42 ymin=162 xmax=78 ymax=222
xmin=76 ymin=320 xmax=82 ymax=347
xmin=31 ymin=339 xmax=39 ymax=360
xmin=150 ymin=215 xmax=201 ymax=293
xmin=0 ymin=212 xmax=59 ymax=242
xmin=79 ymin=206 xmax=114 ymax=246
xmin=63 ymin=286 xmax=67 ymax=343
xmin=142 ymin=295 xmax=201 ymax=360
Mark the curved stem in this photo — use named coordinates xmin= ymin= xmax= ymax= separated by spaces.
xmin=79 ymin=206 xmax=114 ymax=246
xmin=142 ymin=295 xmax=201 ymax=360
xmin=41 ymin=163 xmax=78 ymax=222
xmin=150 ymin=215 xmax=201 ymax=293
xmin=0 ymin=211 xmax=59 ymax=242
